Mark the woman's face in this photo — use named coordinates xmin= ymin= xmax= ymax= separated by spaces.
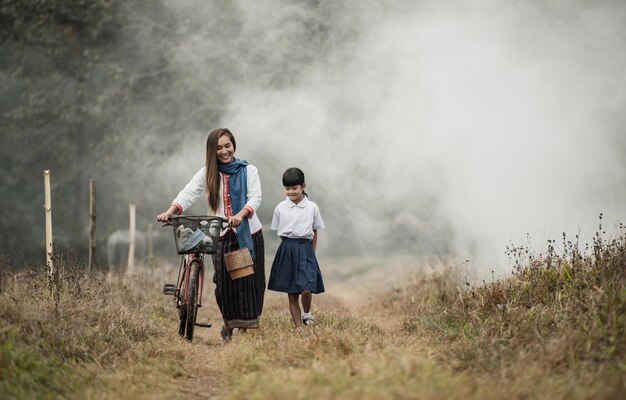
xmin=216 ymin=135 xmax=235 ymax=164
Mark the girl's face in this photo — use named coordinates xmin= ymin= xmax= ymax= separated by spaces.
xmin=284 ymin=183 xmax=305 ymax=204
xmin=216 ymin=135 xmax=235 ymax=164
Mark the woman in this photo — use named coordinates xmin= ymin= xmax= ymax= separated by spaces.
xmin=157 ymin=128 xmax=265 ymax=340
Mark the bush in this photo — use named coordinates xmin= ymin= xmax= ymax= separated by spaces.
xmin=400 ymin=216 xmax=625 ymax=379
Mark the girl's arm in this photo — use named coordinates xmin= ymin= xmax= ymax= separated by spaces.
xmin=312 ymin=230 xmax=318 ymax=252
xmin=311 ymin=205 xmax=324 ymax=251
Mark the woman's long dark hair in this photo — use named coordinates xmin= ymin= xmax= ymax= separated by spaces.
xmin=205 ymin=128 xmax=237 ymax=213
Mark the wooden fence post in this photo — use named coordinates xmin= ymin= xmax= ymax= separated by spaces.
xmin=147 ymin=222 xmax=154 ymax=269
xmin=88 ymin=179 xmax=96 ymax=271
xmin=43 ymin=170 xmax=54 ymax=295
xmin=127 ymin=204 xmax=136 ymax=274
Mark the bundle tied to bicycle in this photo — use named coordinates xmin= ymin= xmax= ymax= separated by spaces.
xmin=172 ymin=218 xmax=253 ymax=280
xmin=175 ymin=225 xmax=214 ymax=253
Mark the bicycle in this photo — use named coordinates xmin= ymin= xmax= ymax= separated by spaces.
xmin=161 ymin=215 xmax=228 ymax=341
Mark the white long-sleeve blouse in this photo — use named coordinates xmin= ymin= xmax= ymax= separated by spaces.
xmin=171 ymin=165 xmax=263 ymax=235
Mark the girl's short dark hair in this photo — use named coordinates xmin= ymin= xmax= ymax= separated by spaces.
xmin=282 ymin=167 xmax=305 ymax=187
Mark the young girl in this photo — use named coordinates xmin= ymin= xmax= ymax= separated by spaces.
xmin=268 ymin=167 xmax=325 ymax=328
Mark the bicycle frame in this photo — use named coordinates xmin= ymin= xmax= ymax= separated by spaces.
xmin=176 ymin=253 xmax=205 ymax=308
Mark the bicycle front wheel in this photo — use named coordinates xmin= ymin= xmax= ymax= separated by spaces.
xmin=184 ymin=260 xmax=201 ymax=341
xmin=178 ymin=301 xmax=187 ymax=337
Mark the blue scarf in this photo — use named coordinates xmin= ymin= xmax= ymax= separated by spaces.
xmin=217 ymin=158 xmax=255 ymax=259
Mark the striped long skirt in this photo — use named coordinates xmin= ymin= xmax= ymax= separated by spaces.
xmin=212 ymin=229 xmax=265 ymax=329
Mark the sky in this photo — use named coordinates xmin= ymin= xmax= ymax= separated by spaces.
xmin=157 ymin=0 xmax=626 ymax=279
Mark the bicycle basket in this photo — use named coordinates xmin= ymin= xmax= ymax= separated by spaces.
xmin=170 ymin=216 xmax=223 ymax=254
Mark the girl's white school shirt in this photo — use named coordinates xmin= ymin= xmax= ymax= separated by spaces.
xmin=171 ymin=165 xmax=263 ymax=236
xmin=271 ymin=196 xmax=324 ymax=240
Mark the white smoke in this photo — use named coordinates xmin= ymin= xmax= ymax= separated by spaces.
xmin=162 ymin=0 xmax=626 ymax=278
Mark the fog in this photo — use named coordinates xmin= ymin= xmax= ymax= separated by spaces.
xmin=149 ymin=0 xmax=626 ymax=279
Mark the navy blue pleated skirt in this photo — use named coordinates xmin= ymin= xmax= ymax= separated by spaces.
xmin=268 ymin=237 xmax=325 ymax=294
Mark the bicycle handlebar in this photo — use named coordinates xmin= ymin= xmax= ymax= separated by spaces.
xmin=160 ymin=215 xmax=229 ymax=229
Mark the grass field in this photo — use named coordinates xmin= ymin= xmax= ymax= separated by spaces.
xmin=1 ymin=225 xmax=625 ymax=399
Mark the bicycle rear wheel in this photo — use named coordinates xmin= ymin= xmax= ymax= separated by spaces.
xmin=184 ymin=260 xmax=201 ymax=341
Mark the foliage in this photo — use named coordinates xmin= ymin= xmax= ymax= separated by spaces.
xmin=1 ymin=1 xmax=193 ymax=262
xmin=390 ymin=216 xmax=626 ymax=393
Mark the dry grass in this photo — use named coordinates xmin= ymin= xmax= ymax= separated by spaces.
xmin=0 ymin=254 xmax=200 ymax=399
xmin=1 ymin=220 xmax=625 ymax=399
xmin=386 ymin=219 xmax=626 ymax=397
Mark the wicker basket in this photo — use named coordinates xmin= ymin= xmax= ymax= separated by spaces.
xmin=224 ymin=248 xmax=254 ymax=279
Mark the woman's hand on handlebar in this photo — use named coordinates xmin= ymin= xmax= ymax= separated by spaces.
xmin=157 ymin=205 xmax=179 ymax=223
xmin=157 ymin=211 xmax=172 ymax=223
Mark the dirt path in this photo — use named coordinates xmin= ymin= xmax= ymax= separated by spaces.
xmin=166 ymin=295 xmax=233 ymax=399
xmin=165 ymin=256 xmax=435 ymax=399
